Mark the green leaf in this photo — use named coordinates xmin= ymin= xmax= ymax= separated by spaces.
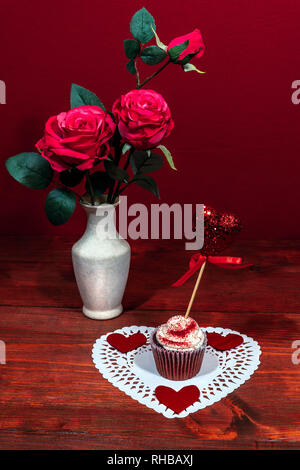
xmin=131 ymin=174 xmax=160 ymax=199
xmin=130 ymin=7 xmax=156 ymax=44
xmin=5 ymin=152 xmax=53 ymax=189
xmin=124 ymin=39 xmax=140 ymax=59
xmin=45 ymin=188 xmax=76 ymax=226
xmin=70 ymin=84 xmax=106 ymax=112
xmin=86 ymin=171 xmax=112 ymax=195
xmin=179 ymin=53 xmax=197 ymax=65
xmin=59 ymin=168 xmax=84 ymax=187
xmin=141 ymin=45 xmax=167 ymax=65
xmin=126 ymin=59 xmax=136 ymax=75
xmin=157 ymin=145 xmax=177 ymax=170
xmin=152 ymin=27 xmax=167 ymax=51
xmin=104 ymin=160 xmax=129 ymax=182
xmin=167 ymin=40 xmax=189 ymax=63
xmin=182 ymin=63 xmax=205 ymax=74
xmin=122 ymin=143 xmax=132 ymax=155
xmin=130 ymin=155 xmax=137 ymax=174
xmin=131 ymin=151 xmax=163 ymax=174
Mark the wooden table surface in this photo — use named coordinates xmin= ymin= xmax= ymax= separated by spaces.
xmin=0 ymin=236 xmax=299 ymax=450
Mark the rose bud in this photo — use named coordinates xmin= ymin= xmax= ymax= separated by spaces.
xmin=167 ymin=29 xmax=205 ymax=65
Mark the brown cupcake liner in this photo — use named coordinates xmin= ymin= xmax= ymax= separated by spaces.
xmin=150 ymin=328 xmax=207 ymax=381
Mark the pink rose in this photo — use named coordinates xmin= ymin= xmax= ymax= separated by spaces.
xmin=112 ymin=89 xmax=174 ymax=150
xmin=167 ymin=29 xmax=205 ymax=65
xmin=36 ymin=105 xmax=116 ymax=172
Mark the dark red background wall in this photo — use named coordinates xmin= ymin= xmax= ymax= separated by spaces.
xmin=1 ymin=0 xmax=300 ymax=238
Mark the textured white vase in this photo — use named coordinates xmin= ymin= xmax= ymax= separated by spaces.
xmin=72 ymin=197 xmax=130 ymax=320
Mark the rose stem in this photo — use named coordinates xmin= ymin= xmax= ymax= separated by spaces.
xmin=184 ymin=261 xmax=206 ymax=319
xmin=85 ymin=171 xmax=95 ymax=205
xmin=106 ymin=161 xmax=115 ymax=204
xmin=50 ymin=177 xmax=84 ymax=202
xmin=111 ymin=149 xmax=133 ymax=203
xmin=117 ymin=181 xmax=131 ymax=196
xmin=138 ymin=59 xmax=171 ymax=89
xmin=107 ymin=181 xmax=114 ymax=204
xmin=135 ymin=59 xmax=140 ymax=88
xmin=107 ymin=137 xmax=122 ymax=204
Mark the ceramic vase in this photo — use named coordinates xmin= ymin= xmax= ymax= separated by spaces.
xmin=72 ymin=197 xmax=130 ymax=320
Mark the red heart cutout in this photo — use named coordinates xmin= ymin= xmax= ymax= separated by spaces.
xmin=207 ymin=332 xmax=244 ymax=351
xmin=106 ymin=332 xmax=147 ymax=353
xmin=155 ymin=385 xmax=200 ymax=414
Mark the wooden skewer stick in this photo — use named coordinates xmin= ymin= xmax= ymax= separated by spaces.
xmin=184 ymin=261 xmax=206 ymax=319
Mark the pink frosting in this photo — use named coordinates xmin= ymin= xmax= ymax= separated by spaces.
xmin=156 ymin=315 xmax=204 ymax=351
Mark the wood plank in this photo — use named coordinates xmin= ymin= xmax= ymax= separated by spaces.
xmin=0 ymin=306 xmax=299 ymax=449
xmin=0 ymin=237 xmax=300 ymax=314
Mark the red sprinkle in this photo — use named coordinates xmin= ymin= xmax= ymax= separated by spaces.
xmin=167 ymin=320 xmax=197 ymax=337
xmin=160 ymin=337 xmax=190 ymax=348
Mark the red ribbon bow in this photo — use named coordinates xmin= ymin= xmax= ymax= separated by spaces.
xmin=173 ymin=253 xmax=252 ymax=287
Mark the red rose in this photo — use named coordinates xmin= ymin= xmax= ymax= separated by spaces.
xmin=112 ymin=89 xmax=174 ymax=150
xmin=36 ymin=105 xmax=116 ymax=172
xmin=167 ymin=29 xmax=205 ymax=65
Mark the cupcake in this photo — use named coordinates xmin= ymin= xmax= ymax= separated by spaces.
xmin=150 ymin=315 xmax=207 ymax=381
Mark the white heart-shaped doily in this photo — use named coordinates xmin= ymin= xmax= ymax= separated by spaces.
xmin=92 ymin=326 xmax=261 ymax=418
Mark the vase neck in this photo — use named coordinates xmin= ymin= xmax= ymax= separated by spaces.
xmin=82 ymin=203 xmax=118 ymax=239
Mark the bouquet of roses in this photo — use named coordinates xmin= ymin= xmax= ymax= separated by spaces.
xmin=6 ymin=7 xmax=205 ymax=225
